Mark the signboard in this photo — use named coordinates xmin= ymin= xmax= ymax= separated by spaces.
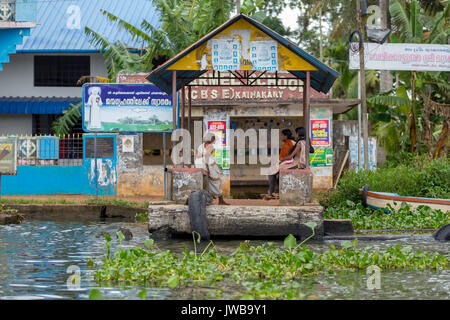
xmin=116 ymin=72 xmax=329 ymax=104
xmin=207 ymin=119 xmax=230 ymax=172
xmin=350 ymin=43 xmax=450 ymax=71
xmin=166 ymin=18 xmax=316 ymax=72
xmin=0 ymin=137 xmax=17 ymax=175
xmin=309 ymin=148 xmax=333 ymax=167
xmin=85 ymin=137 xmax=115 ymax=159
xmin=310 ymin=119 xmax=330 ymax=147
xmin=82 ymin=84 xmax=173 ymax=132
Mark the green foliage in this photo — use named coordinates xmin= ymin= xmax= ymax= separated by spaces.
xmin=92 ymin=234 xmax=449 ymax=300
xmin=320 ymin=156 xmax=450 ymax=208
xmin=51 ymin=102 xmax=82 ymax=136
xmin=88 ymin=289 xmax=104 ymax=300
xmin=324 ymin=201 xmax=449 ymax=230
xmin=135 ymin=212 xmax=148 ymax=224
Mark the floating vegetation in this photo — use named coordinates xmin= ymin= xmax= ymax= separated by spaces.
xmin=325 ymin=201 xmax=449 ymax=230
xmin=90 ymin=224 xmax=449 ymax=300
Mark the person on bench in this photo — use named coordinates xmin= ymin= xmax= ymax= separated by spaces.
xmin=263 ymin=129 xmax=295 ymax=200
xmin=263 ymin=127 xmax=307 ymax=200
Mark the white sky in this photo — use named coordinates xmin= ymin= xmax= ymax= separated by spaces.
xmin=280 ymin=6 xmax=301 ymax=34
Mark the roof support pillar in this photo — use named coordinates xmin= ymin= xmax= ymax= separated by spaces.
xmin=172 ymin=70 xmax=177 ymax=130
xmin=181 ymin=79 xmax=186 ymax=130
xmin=304 ymin=71 xmax=311 ymax=169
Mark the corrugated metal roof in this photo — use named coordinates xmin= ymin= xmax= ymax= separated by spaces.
xmin=146 ymin=14 xmax=339 ymax=94
xmin=0 ymin=97 xmax=80 ymax=114
xmin=16 ymin=0 xmax=159 ymax=52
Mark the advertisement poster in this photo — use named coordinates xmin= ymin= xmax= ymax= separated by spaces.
xmin=121 ymin=136 xmax=134 ymax=153
xmin=82 ymin=84 xmax=173 ymax=133
xmin=207 ymin=120 xmax=230 ymax=171
xmin=349 ymin=136 xmax=377 ymax=171
xmin=250 ymin=40 xmax=278 ymax=71
xmin=311 ymin=119 xmax=330 ymax=146
xmin=211 ymin=38 xmax=241 ymax=71
xmin=0 ymin=137 xmax=17 ymax=175
xmin=309 ymin=148 xmax=333 ymax=167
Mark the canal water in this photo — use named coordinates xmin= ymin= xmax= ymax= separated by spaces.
xmin=0 ymin=218 xmax=448 ymax=300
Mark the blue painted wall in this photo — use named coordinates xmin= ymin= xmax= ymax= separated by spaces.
xmin=1 ymin=135 xmax=118 ymax=195
xmin=1 ymin=166 xmax=88 ymax=195
xmin=0 ymin=28 xmax=31 ymax=71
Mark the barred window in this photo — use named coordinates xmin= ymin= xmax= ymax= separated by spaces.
xmin=34 ymin=56 xmax=90 ymax=87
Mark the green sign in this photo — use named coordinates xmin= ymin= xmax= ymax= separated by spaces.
xmin=309 ymin=148 xmax=333 ymax=167
xmin=0 ymin=137 xmax=17 ymax=175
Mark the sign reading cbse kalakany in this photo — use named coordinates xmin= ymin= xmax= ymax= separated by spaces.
xmin=82 ymin=84 xmax=173 ymax=132
xmin=350 ymin=43 xmax=450 ymax=72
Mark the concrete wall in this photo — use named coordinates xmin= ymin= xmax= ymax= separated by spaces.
xmin=0 ymin=52 xmax=107 ymax=97
xmin=1 ymin=166 xmax=88 ymax=195
xmin=0 ymin=114 xmax=32 ymax=135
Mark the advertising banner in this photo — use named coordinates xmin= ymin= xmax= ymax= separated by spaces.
xmin=350 ymin=43 xmax=450 ymax=71
xmin=207 ymin=120 xmax=230 ymax=172
xmin=0 ymin=137 xmax=17 ymax=175
xmin=310 ymin=119 xmax=330 ymax=147
xmin=309 ymin=148 xmax=333 ymax=167
xmin=82 ymin=84 xmax=173 ymax=132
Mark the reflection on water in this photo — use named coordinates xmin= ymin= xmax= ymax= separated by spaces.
xmin=0 ymin=218 xmax=448 ymax=300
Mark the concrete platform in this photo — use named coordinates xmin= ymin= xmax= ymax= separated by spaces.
xmin=148 ymin=204 xmax=324 ymax=240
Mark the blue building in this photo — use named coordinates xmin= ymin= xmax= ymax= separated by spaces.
xmin=0 ymin=0 xmax=159 ymax=196
xmin=0 ymin=0 xmax=158 ymax=135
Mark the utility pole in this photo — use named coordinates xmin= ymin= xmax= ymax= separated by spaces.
xmin=357 ymin=0 xmax=369 ymax=170
xmin=379 ymin=0 xmax=393 ymax=93
xmin=236 ymin=0 xmax=240 ymax=14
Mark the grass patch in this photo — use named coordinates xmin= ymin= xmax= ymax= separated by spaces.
xmin=0 ymin=197 xmax=149 ymax=208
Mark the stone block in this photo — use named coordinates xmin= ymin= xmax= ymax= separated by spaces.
xmin=148 ymin=204 xmax=324 ymax=240
xmin=279 ymin=169 xmax=313 ymax=206
xmin=171 ymin=168 xmax=203 ymax=203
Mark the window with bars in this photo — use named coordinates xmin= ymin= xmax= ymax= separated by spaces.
xmin=34 ymin=56 xmax=90 ymax=87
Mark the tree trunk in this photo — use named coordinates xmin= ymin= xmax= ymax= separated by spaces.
xmin=433 ymin=120 xmax=449 ymax=158
xmin=379 ymin=0 xmax=393 ymax=93
xmin=409 ymin=72 xmax=417 ymax=153
xmin=422 ymin=96 xmax=433 ymax=157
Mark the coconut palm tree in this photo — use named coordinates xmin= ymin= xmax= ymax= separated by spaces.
xmin=369 ymin=0 xmax=450 ymax=155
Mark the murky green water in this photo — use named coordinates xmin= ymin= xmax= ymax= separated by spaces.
xmin=0 ymin=218 xmax=448 ymax=300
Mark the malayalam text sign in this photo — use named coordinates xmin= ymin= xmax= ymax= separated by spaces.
xmin=349 ymin=43 xmax=450 ymax=71
xmin=82 ymin=84 xmax=173 ymax=132
xmin=311 ymin=119 xmax=330 ymax=147
xmin=0 ymin=137 xmax=17 ymax=175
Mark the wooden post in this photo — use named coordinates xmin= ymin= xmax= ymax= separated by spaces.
xmin=181 ymin=79 xmax=186 ymax=130
xmin=304 ymin=71 xmax=311 ymax=169
xmin=172 ymin=70 xmax=177 ymax=130
xmin=188 ymin=86 xmax=192 ymax=134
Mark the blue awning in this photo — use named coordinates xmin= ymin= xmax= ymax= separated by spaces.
xmin=0 ymin=97 xmax=80 ymax=114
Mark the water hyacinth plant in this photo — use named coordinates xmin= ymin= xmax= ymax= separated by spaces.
xmin=324 ymin=201 xmax=449 ymax=230
xmin=90 ymin=223 xmax=449 ymax=300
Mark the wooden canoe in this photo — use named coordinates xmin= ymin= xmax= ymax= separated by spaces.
xmin=359 ymin=186 xmax=450 ymax=212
